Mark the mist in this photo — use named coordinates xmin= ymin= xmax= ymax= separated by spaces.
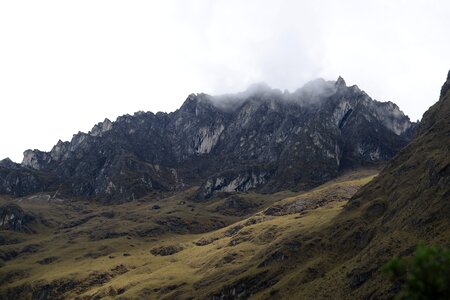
xmin=1 ymin=0 xmax=450 ymax=162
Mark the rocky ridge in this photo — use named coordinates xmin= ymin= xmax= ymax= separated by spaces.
xmin=0 ymin=77 xmax=416 ymax=202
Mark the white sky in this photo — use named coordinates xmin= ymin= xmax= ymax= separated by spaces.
xmin=1 ymin=0 xmax=449 ymax=162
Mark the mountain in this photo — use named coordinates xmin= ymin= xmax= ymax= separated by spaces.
xmin=0 ymin=77 xmax=416 ymax=202
xmin=317 ymin=70 xmax=450 ymax=299
xmin=0 ymin=73 xmax=447 ymax=299
xmin=221 ymin=70 xmax=449 ymax=299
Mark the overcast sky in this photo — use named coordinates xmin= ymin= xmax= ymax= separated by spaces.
xmin=1 ymin=0 xmax=449 ymax=162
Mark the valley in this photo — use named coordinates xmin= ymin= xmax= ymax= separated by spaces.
xmin=0 ymin=169 xmax=377 ymax=299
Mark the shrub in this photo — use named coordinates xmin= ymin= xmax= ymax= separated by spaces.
xmin=383 ymin=244 xmax=450 ymax=299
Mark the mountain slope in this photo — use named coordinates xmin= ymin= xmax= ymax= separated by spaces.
xmin=234 ymin=70 xmax=450 ymax=299
xmin=324 ymin=70 xmax=450 ymax=299
xmin=0 ymin=78 xmax=415 ymax=202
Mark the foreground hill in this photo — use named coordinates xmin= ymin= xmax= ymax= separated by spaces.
xmin=0 ymin=77 xmax=415 ymax=202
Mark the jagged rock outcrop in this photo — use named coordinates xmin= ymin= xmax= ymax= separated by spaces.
xmin=0 ymin=77 xmax=417 ymax=201
xmin=0 ymin=204 xmax=35 ymax=232
xmin=0 ymin=159 xmax=56 ymax=197
xmin=196 ymin=167 xmax=272 ymax=200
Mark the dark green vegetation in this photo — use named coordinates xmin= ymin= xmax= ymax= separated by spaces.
xmin=383 ymin=244 xmax=450 ymax=300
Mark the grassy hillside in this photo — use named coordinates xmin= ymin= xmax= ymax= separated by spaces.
xmin=0 ymin=169 xmax=377 ymax=299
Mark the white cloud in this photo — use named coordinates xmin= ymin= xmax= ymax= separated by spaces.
xmin=1 ymin=0 xmax=449 ymax=162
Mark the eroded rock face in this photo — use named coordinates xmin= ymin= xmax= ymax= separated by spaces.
xmin=0 ymin=204 xmax=34 ymax=232
xmin=22 ymin=150 xmax=51 ymax=170
xmin=0 ymin=160 xmax=54 ymax=197
xmin=0 ymin=77 xmax=416 ymax=202
xmin=197 ymin=168 xmax=272 ymax=200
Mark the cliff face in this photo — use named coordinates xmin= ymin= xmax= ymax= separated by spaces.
xmin=0 ymin=77 xmax=416 ymax=201
xmin=0 ymin=159 xmax=56 ymax=197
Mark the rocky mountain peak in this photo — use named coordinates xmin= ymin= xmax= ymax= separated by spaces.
xmin=0 ymin=158 xmax=19 ymax=169
xmin=179 ymin=93 xmax=216 ymax=115
xmin=89 ymin=118 xmax=113 ymax=137
xmin=1 ymin=78 xmax=418 ymax=202
xmin=335 ymin=76 xmax=347 ymax=88
xmin=440 ymin=70 xmax=450 ymax=98
xmin=22 ymin=149 xmax=51 ymax=170
xmin=417 ymin=70 xmax=450 ymax=136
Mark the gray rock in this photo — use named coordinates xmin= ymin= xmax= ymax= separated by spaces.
xmin=0 ymin=77 xmax=417 ymax=202
xmin=0 ymin=204 xmax=35 ymax=232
